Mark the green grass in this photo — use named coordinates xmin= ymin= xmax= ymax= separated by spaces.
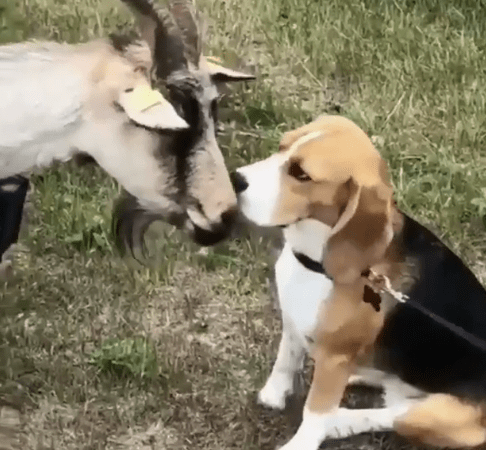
xmin=1 ymin=0 xmax=486 ymax=448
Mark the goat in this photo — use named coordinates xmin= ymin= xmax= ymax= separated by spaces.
xmin=0 ymin=0 xmax=255 ymax=262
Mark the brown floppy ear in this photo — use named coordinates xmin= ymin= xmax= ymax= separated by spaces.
xmin=279 ymin=115 xmax=332 ymax=151
xmin=279 ymin=128 xmax=310 ymax=152
xmin=323 ymin=177 xmax=393 ymax=285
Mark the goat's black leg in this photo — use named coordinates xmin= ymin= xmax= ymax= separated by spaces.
xmin=0 ymin=175 xmax=30 ymax=261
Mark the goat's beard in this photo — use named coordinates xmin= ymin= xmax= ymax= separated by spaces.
xmin=112 ymin=190 xmax=185 ymax=260
xmin=112 ymin=189 xmax=237 ymax=259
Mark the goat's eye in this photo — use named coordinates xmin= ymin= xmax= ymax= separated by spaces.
xmin=134 ymin=66 xmax=147 ymax=78
xmin=210 ymin=99 xmax=218 ymax=123
xmin=288 ymin=161 xmax=312 ymax=182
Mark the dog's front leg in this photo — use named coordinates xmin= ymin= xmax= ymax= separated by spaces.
xmin=278 ymin=347 xmax=353 ymax=450
xmin=259 ymin=318 xmax=305 ymax=410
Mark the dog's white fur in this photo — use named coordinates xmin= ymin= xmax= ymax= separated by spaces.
xmin=258 ymin=220 xmax=333 ymax=410
xmin=236 ymin=153 xmax=286 ymax=226
xmin=237 ymin=131 xmax=324 ymax=227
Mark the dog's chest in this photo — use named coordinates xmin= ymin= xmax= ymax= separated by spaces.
xmin=275 ymin=242 xmax=334 ymax=345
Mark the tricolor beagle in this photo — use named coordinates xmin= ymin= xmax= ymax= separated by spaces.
xmin=232 ymin=115 xmax=486 ymax=450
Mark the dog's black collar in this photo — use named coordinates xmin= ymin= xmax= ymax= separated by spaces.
xmin=277 ymin=217 xmax=305 ymax=229
xmin=292 ymin=251 xmax=332 ymax=279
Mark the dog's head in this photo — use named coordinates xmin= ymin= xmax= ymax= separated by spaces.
xmin=233 ymin=115 xmax=395 ymax=284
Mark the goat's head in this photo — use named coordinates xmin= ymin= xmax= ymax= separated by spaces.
xmin=103 ymin=0 xmax=255 ymax=254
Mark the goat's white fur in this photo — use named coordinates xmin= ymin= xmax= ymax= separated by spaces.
xmin=0 ymin=40 xmax=186 ymax=183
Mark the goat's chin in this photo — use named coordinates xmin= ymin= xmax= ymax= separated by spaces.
xmin=185 ymin=220 xmax=231 ymax=246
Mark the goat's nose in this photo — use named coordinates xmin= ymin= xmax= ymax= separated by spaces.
xmin=220 ymin=206 xmax=238 ymax=229
xmin=230 ymin=171 xmax=249 ymax=194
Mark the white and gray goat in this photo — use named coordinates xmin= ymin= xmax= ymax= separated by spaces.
xmin=0 ymin=0 xmax=254 ymax=256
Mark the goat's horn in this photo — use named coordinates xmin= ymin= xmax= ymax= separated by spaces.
xmin=121 ymin=0 xmax=188 ymax=79
xmin=168 ymin=0 xmax=201 ymax=67
xmin=120 ymin=0 xmax=159 ymax=18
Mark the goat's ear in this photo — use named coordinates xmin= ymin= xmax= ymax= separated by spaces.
xmin=323 ymin=177 xmax=393 ymax=285
xmin=118 ymin=84 xmax=188 ymax=130
xmin=205 ymin=57 xmax=256 ymax=83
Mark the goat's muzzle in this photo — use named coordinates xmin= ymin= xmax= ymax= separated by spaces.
xmin=187 ymin=206 xmax=239 ymax=246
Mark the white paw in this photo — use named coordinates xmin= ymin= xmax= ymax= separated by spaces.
xmin=277 ymin=442 xmax=299 ymax=450
xmin=347 ymin=374 xmax=366 ymax=385
xmin=258 ymin=377 xmax=292 ymax=410
xmin=277 ymin=434 xmax=320 ymax=450
xmin=277 ymin=439 xmax=303 ymax=450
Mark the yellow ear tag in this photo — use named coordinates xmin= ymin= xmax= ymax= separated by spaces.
xmin=206 ymin=61 xmax=219 ymax=72
xmin=128 ymin=84 xmax=168 ymax=112
xmin=206 ymin=56 xmax=227 ymax=70
xmin=206 ymin=56 xmax=225 ymax=71
xmin=206 ymin=56 xmax=223 ymax=64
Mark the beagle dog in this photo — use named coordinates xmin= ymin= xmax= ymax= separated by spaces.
xmin=232 ymin=115 xmax=486 ymax=450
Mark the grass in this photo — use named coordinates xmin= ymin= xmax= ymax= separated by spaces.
xmin=1 ymin=0 xmax=486 ymax=448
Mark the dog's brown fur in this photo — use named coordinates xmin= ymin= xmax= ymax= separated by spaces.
xmin=307 ymin=280 xmax=386 ymax=413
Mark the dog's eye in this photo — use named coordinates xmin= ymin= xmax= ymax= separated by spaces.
xmin=288 ymin=162 xmax=312 ymax=182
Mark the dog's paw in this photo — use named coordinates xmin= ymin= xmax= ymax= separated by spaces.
xmin=277 ymin=435 xmax=319 ymax=450
xmin=258 ymin=380 xmax=291 ymax=410
xmin=347 ymin=374 xmax=366 ymax=385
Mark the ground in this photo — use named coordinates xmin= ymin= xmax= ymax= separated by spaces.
xmin=1 ymin=0 xmax=486 ymax=449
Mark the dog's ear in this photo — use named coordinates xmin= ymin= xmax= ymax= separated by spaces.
xmin=323 ymin=175 xmax=393 ymax=285
xmin=279 ymin=115 xmax=331 ymax=152
xmin=279 ymin=128 xmax=310 ymax=152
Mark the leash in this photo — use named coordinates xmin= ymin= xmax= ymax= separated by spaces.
xmin=362 ymin=268 xmax=486 ymax=353
xmin=292 ymin=250 xmax=486 ymax=353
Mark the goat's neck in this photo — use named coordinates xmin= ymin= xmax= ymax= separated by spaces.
xmin=0 ymin=41 xmax=121 ymax=178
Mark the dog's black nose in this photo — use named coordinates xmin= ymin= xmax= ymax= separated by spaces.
xmin=230 ymin=171 xmax=249 ymax=194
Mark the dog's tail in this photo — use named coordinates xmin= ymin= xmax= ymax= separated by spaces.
xmin=394 ymin=393 xmax=486 ymax=448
